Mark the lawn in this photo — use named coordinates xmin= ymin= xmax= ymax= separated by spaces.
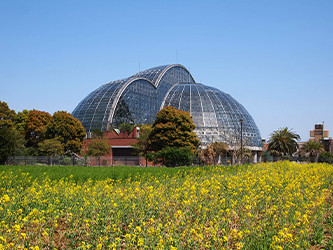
xmin=0 ymin=162 xmax=332 ymax=249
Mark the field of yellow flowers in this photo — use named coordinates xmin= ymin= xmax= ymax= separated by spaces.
xmin=0 ymin=162 xmax=332 ymax=249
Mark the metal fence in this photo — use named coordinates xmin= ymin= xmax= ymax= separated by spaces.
xmin=6 ymin=156 xmax=141 ymax=167
xmin=6 ymin=155 xmax=238 ymax=167
xmin=9 ymin=155 xmax=328 ymax=167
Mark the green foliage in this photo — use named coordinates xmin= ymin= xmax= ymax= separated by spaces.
xmin=0 ymin=101 xmax=23 ymax=164
xmin=66 ymin=140 xmax=83 ymax=154
xmin=91 ymin=129 xmax=104 ymax=139
xmin=301 ymin=140 xmax=324 ymax=162
xmin=85 ymin=139 xmax=110 ymax=166
xmin=318 ymin=151 xmax=333 ymax=163
xmin=14 ymin=146 xmax=38 ymax=156
xmin=0 ymin=127 xmax=25 ymax=164
xmin=14 ymin=109 xmax=30 ymax=134
xmin=0 ymin=164 xmax=209 ymax=184
xmin=132 ymin=124 xmax=152 ymax=166
xmin=149 ymin=106 xmax=199 ymax=153
xmin=268 ymin=127 xmax=300 ymax=158
xmin=152 ymin=147 xmax=194 ymax=167
xmin=25 ymin=110 xmax=52 ymax=148
xmin=119 ymin=123 xmax=135 ymax=135
xmin=46 ymin=111 xmax=86 ymax=154
xmin=0 ymin=100 xmax=16 ymax=128
xmin=38 ymin=138 xmax=64 ymax=156
xmin=148 ymin=107 xmax=199 ymax=167
xmin=85 ymin=140 xmax=110 ymax=157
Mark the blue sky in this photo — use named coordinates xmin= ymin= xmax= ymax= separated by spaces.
xmin=1 ymin=0 xmax=332 ymax=141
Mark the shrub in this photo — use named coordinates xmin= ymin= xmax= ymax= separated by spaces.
xmin=152 ymin=147 xmax=194 ymax=167
xmin=318 ymin=151 xmax=333 ymax=163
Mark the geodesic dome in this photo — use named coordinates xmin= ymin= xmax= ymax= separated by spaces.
xmin=72 ymin=64 xmax=261 ymax=148
xmin=161 ymin=83 xmax=261 ymax=147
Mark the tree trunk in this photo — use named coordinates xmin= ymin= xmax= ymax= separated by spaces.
xmin=315 ymin=153 xmax=319 ymax=163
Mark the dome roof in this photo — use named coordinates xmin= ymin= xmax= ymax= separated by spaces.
xmin=72 ymin=64 xmax=262 ymax=148
xmin=72 ymin=64 xmax=194 ymax=132
xmin=161 ymin=83 xmax=262 ymax=147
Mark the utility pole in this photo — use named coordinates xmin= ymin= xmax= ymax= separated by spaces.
xmin=240 ymin=118 xmax=243 ymax=164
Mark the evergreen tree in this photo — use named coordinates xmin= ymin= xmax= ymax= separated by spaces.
xmin=148 ymin=106 xmax=199 ymax=153
xmin=0 ymin=101 xmax=24 ymax=164
xmin=0 ymin=127 xmax=24 ymax=164
xmin=148 ymin=106 xmax=199 ymax=167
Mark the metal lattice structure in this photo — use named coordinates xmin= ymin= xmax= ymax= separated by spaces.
xmin=72 ymin=64 xmax=262 ymax=147
xmin=162 ymin=83 xmax=261 ymax=147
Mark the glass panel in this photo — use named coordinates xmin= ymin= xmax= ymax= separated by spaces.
xmin=161 ymin=83 xmax=262 ymax=146
xmin=72 ymin=64 xmax=262 ymax=147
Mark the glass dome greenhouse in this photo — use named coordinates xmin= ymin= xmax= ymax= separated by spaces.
xmin=72 ymin=64 xmax=262 ymax=148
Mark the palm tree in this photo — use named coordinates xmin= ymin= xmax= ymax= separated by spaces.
xmin=300 ymin=141 xmax=324 ymax=162
xmin=268 ymin=127 xmax=300 ymax=160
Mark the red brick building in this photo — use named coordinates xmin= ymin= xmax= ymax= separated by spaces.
xmin=83 ymin=127 xmax=154 ymax=166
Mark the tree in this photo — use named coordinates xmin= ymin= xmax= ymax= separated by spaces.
xmin=38 ymin=139 xmax=64 ymax=156
xmin=0 ymin=127 xmax=25 ymax=164
xmin=14 ymin=109 xmax=30 ymax=134
xmin=91 ymin=129 xmax=104 ymax=139
xmin=148 ymin=106 xmax=199 ymax=167
xmin=268 ymin=127 xmax=300 ymax=160
xmin=301 ymin=141 xmax=324 ymax=162
xmin=15 ymin=145 xmax=38 ymax=157
xmin=211 ymin=142 xmax=228 ymax=164
xmin=221 ymin=126 xmax=250 ymax=165
xmin=46 ymin=111 xmax=86 ymax=154
xmin=148 ymin=106 xmax=199 ymax=152
xmin=241 ymin=148 xmax=254 ymax=164
xmin=152 ymin=147 xmax=194 ymax=167
xmin=318 ymin=151 xmax=333 ymax=164
xmin=119 ymin=123 xmax=135 ymax=135
xmin=25 ymin=110 xmax=52 ymax=148
xmin=132 ymin=124 xmax=152 ymax=167
xmin=0 ymin=101 xmax=24 ymax=164
xmin=200 ymin=144 xmax=216 ymax=165
xmin=85 ymin=140 xmax=110 ymax=165
xmin=0 ymin=100 xmax=16 ymax=128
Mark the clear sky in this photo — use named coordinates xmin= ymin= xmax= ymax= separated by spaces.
xmin=1 ymin=0 xmax=332 ymax=141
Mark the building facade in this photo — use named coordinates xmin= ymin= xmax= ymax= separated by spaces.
xmin=310 ymin=124 xmax=329 ymax=142
xmin=310 ymin=124 xmax=332 ymax=154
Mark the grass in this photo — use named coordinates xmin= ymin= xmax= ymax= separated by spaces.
xmin=0 ymin=164 xmax=243 ymax=183
xmin=0 ymin=165 xmax=195 ymax=183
